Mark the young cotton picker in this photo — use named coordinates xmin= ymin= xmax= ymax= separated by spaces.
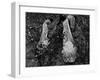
xmin=62 ymin=15 xmax=77 ymax=63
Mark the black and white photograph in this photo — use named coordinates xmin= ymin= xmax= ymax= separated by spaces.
xmin=11 ymin=2 xmax=97 ymax=77
xmin=26 ymin=12 xmax=90 ymax=67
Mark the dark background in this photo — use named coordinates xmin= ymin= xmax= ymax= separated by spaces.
xmin=26 ymin=12 xmax=89 ymax=67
